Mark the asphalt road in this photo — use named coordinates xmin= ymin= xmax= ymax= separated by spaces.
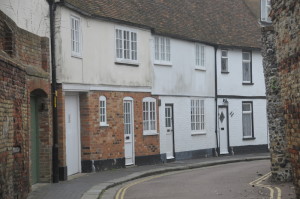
xmin=102 ymin=160 xmax=290 ymax=199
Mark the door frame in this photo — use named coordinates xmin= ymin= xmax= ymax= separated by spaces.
xmin=30 ymin=96 xmax=40 ymax=184
xmin=123 ymin=97 xmax=135 ymax=165
xmin=165 ymin=103 xmax=175 ymax=160
xmin=218 ymin=105 xmax=230 ymax=155
xmin=65 ymin=93 xmax=82 ymax=175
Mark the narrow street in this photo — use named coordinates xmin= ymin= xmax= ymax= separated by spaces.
xmin=102 ymin=160 xmax=295 ymax=199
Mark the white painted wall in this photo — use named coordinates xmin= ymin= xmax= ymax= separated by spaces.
xmin=217 ymin=98 xmax=268 ymax=147
xmin=152 ymin=38 xmax=215 ymax=97
xmin=159 ymin=96 xmax=216 ymax=155
xmin=217 ymin=49 xmax=266 ymax=96
xmin=0 ymin=0 xmax=50 ymax=37
xmin=56 ymin=7 xmax=152 ymax=87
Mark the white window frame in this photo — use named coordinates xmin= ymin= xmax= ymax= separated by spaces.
xmin=261 ymin=0 xmax=271 ymax=23
xmin=142 ymin=97 xmax=157 ymax=135
xmin=242 ymin=102 xmax=253 ymax=138
xmin=195 ymin=43 xmax=205 ymax=70
xmin=115 ymin=27 xmax=138 ymax=64
xmin=71 ymin=15 xmax=81 ymax=57
xmin=154 ymin=36 xmax=171 ymax=65
xmin=242 ymin=51 xmax=252 ymax=83
xmin=221 ymin=49 xmax=228 ymax=73
xmin=99 ymin=96 xmax=108 ymax=126
xmin=191 ymin=99 xmax=205 ymax=134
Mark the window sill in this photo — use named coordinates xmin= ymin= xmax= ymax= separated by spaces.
xmin=191 ymin=131 xmax=206 ymax=136
xmin=115 ymin=61 xmax=139 ymax=67
xmin=195 ymin=67 xmax=206 ymax=71
xmin=221 ymin=71 xmax=230 ymax=74
xmin=243 ymin=137 xmax=256 ymax=140
xmin=154 ymin=62 xmax=172 ymax=67
xmin=242 ymin=82 xmax=254 ymax=85
xmin=71 ymin=53 xmax=82 ymax=59
xmin=100 ymin=123 xmax=109 ymax=127
xmin=143 ymin=131 xmax=158 ymax=136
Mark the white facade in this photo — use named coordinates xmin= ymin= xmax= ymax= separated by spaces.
xmin=1 ymin=0 xmax=50 ymax=37
xmin=159 ymin=97 xmax=216 ymax=156
xmin=55 ymin=7 xmax=152 ymax=89
xmin=152 ymin=37 xmax=216 ymax=159
xmin=216 ymin=48 xmax=268 ymax=153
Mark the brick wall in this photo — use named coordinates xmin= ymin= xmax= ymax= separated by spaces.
xmin=0 ymin=10 xmax=51 ymax=199
xmin=81 ymin=91 xmax=160 ymax=161
xmin=58 ymin=89 xmax=161 ymax=173
xmin=271 ymin=0 xmax=300 ymax=197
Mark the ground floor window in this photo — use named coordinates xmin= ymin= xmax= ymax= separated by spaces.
xmin=242 ymin=102 xmax=253 ymax=138
xmin=191 ymin=99 xmax=205 ymax=132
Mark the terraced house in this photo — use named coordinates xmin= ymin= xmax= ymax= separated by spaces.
xmin=0 ymin=0 xmax=269 ymax=197
xmin=53 ymin=0 xmax=268 ymax=179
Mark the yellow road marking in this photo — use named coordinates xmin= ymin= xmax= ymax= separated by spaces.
xmin=249 ymin=172 xmax=282 ymax=199
xmin=115 ymin=171 xmax=184 ymax=199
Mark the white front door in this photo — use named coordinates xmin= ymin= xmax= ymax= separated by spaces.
xmin=219 ymin=107 xmax=229 ymax=154
xmin=65 ymin=95 xmax=81 ymax=175
xmin=123 ymin=98 xmax=134 ymax=165
xmin=165 ymin=105 xmax=174 ymax=159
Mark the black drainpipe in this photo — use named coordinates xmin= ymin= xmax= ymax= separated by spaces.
xmin=47 ymin=0 xmax=59 ymax=183
xmin=214 ymin=45 xmax=219 ymax=156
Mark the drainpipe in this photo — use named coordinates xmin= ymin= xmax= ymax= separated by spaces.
xmin=214 ymin=46 xmax=219 ymax=156
xmin=47 ymin=0 xmax=59 ymax=183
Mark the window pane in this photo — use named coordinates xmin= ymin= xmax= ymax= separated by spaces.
xmin=221 ymin=58 xmax=228 ymax=72
xmin=242 ymin=52 xmax=250 ymax=60
xmin=166 ymin=38 xmax=170 ymax=61
xmin=243 ymin=113 xmax=252 ymax=137
xmin=195 ymin=44 xmax=200 ymax=66
xmin=200 ymin=46 xmax=205 ymax=66
xmin=243 ymin=62 xmax=251 ymax=81
xmin=221 ymin=50 xmax=227 ymax=57
xmin=160 ymin=37 xmax=165 ymax=61
xmin=155 ymin=37 xmax=159 ymax=60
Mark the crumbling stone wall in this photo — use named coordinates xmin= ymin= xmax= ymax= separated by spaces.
xmin=271 ymin=0 xmax=300 ymax=197
xmin=261 ymin=26 xmax=291 ymax=182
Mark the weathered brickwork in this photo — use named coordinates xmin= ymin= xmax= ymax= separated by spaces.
xmin=261 ymin=26 xmax=292 ymax=182
xmin=0 ymin=10 xmax=51 ymax=199
xmin=57 ymin=89 xmax=161 ymax=173
xmin=271 ymin=0 xmax=300 ymax=197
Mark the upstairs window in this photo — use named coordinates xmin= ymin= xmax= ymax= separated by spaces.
xmin=261 ymin=0 xmax=271 ymax=23
xmin=116 ymin=28 xmax=137 ymax=63
xmin=154 ymin=36 xmax=171 ymax=64
xmin=99 ymin=96 xmax=108 ymax=126
xmin=195 ymin=44 xmax=205 ymax=69
xmin=221 ymin=50 xmax=228 ymax=73
xmin=71 ymin=16 xmax=81 ymax=57
xmin=191 ymin=99 xmax=205 ymax=133
xmin=242 ymin=51 xmax=252 ymax=83
xmin=242 ymin=102 xmax=254 ymax=138
xmin=143 ymin=97 xmax=157 ymax=135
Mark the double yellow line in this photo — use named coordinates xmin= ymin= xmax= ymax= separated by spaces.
xmin=249 ymin=172 xmax=282 ymax=199
xmin=115 ymin=171 xmax=179 ymax=199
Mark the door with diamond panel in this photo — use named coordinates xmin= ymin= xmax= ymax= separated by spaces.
xmin=219 ymin=107 xmax=229 ymax=154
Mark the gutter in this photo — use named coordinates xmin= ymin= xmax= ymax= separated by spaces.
xmin=47 ymin=0 xmax=59 ymax=183
xmin=214 ymin=46 xmax=219 ymax=156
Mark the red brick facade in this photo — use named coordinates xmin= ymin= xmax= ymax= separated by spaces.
xmin=0 ymin=11 xmax=52 ymax=199
xmin=57 ymin=89 xmax=161 ymax=174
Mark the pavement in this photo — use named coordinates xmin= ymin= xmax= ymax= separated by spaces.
xmin=28 ymin=153 xmax=293 ymax=199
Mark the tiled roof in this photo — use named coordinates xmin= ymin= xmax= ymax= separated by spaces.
xmin=62 ymin=0 xmax=262 ymax=49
